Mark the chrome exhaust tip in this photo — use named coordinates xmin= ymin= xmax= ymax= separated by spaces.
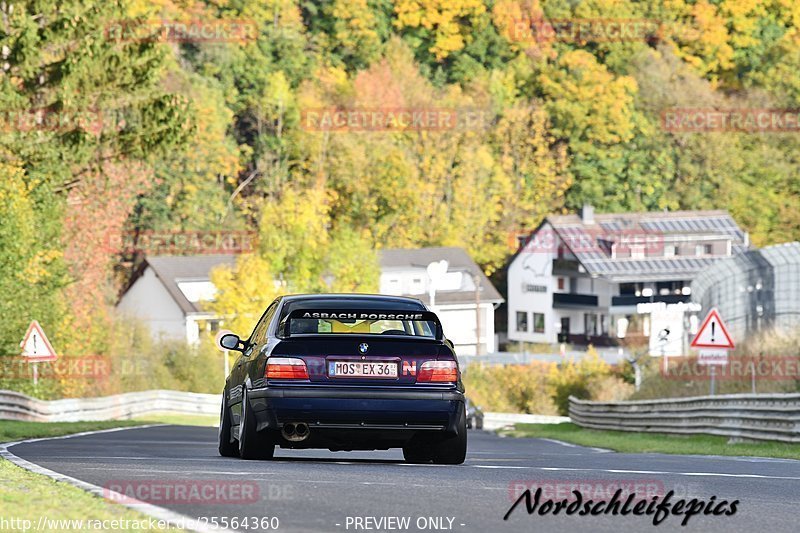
xmin=282 ymin=422 xmax=309 ymax=442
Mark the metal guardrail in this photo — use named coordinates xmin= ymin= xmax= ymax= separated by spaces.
xmin=569 ymin=393 xmax=800 ymax=443
xmin=0 ymin=389 xmax=570 ymax=431
xmin=0 ymin=389 xmax=218 ymax=422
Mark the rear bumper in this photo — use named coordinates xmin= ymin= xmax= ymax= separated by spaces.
xmin=247 ymin=386 xmax=464 ymax=434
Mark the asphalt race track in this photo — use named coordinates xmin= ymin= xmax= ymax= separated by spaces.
xmin=8 ymin=425 xmax=800 ymax=533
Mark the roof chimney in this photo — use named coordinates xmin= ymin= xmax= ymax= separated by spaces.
xmin=581 ymin=204 xmax=595 ymax=224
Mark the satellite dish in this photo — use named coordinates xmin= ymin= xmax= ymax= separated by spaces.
xmin=426 ymin=260 xmax=449 ymax=310
xmin=426 ymin=260 xmax=449 ymax=286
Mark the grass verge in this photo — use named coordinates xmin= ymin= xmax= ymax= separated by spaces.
xmin=502 ymin=422 xmax=800 ymax=460
xmin=0 ymin=460 xmax=180 ymax=531
xmin=0 ymin=420 xmax=145 ymax=444
xmin=0 ymin=417 xmax=218 ymax=531
xmin=0 ymin=414 xmax=217 ymax=443
xmin=139 ymin=412 xmax=218 ymax=427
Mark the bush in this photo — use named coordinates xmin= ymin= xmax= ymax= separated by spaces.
xmin=463 ymin=362 xmax=557 ymax=414
xmin=631 ymin=327 xmax=800 ymax=400
xmin=463 ymin=346 xmax=633 ymax=415
xmin=0 ymin=318 xmax=226 ymax=399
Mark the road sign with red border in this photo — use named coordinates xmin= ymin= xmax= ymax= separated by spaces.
xmin=19 ymin=320 xmax=57 ymax=362
xmin=691 ymin=308 xmax=735 ymax=350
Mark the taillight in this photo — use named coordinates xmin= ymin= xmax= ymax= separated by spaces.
xmin=417 ymin=360 xmax=458 ymax=383
xmin=266 ymin=357 xmax=309 ymax=379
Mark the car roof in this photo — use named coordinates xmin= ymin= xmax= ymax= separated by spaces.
xmin=279 ymin=294 xmax=427 ymax=313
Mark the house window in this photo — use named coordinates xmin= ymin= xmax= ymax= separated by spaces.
xmin=619 ymin=283 xmax=636 ymax=295
xmin=533 ymin=313 xmax=545 ymax=333
xmin=557 ymin=277 xmax=565 ymax=290
xmin=664 ymin=244 xmax=677 ymax=257
xmin=696 ymin=244 xmax=713 ymax=256
xmin=409 ymin=277 xmax=424 ymax=294
xmin=516 ymin=311 xmax=528 ymax=332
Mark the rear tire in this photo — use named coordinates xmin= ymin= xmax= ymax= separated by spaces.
xmin=238 ymin=388 xmax=275 ymax=460
xmin=432 ymin=404 xmax=467 ymax=465
xmin=218 ymin=391 xmax=238 ymax=457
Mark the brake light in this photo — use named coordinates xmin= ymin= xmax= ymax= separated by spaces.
xmin=417 ymin=360 xmax=458 ymax=382
xmin=266 ymin=357 xmax=309 ymax=379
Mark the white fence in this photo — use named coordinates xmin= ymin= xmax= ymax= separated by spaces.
xmin=570 ymin=393 xmax=800 ymax=443
xmin=0 ymin=390 xmax=218 ymax=422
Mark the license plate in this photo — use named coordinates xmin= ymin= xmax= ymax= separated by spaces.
xmin=329 ymin=361 xmax=398 ymax=378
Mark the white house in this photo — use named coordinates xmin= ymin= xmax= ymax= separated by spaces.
xmin=379 ymin=247 xmax=504 ymax=356
xmin=507 ymin=206 xmax=748 ymax=355
xmin=117 ymin=255 xmax=235 ymax=343
xmin=118 ymin=248 xmax=503 ymax=352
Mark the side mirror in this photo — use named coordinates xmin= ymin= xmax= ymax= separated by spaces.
xmin=219 ymin=333 xmax=243 ymax=352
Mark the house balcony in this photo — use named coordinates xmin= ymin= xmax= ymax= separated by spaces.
xmin=553 ymin=292 xmax=598 ymax=308
xmin=610 ymin=294 xmax=691 ymax=307
xmin=552 ymin=258 xmax=588 ymax=276
xmin=559 ymin=333 xmax=618 ymax=347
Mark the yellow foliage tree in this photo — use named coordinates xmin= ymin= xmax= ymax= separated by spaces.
xmin=538 ymin=50 xmax=638 ymax=146
xmin=492 ymin=105 xmax=571 ymax=234
xmin=208 ymin=186 xmax=379 ymax=336
xmin=394 ymin=0 xmax=487 ymax=60
xmin=209 ymin=254 xmax=278 ymax=337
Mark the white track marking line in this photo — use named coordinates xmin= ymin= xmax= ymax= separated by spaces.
xmin=25 ymin=443 xmax=800 ymax=482
xmin=17 ymin=455 xmax=235 ymax=461
xmin=1 ymin=425 xmax=235 ymax=533
xmin=536 ymin=466 xmax=800 ymax=481
xmin=537 ymin=438 xmax=611 ymax=453
xmin=468 ymin=464 xmax=800 ymax=481
xmin=539 ymin=438 xmax=579 ymax=448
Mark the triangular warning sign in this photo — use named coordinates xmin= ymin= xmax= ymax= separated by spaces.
xmin=691 ymin=308 xmax=735 ymax=350
xmin=19 ymin=320 xmax=57 ymax=361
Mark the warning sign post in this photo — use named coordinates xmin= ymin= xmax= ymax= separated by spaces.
xmin=19 ymin=320 xmax=58 ymax=386
xmin=690 ymin=309 xmax=734 ymax=395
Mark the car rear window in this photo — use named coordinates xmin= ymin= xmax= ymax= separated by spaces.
xmin=289 ymin=317 xmax=436 ymax=337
